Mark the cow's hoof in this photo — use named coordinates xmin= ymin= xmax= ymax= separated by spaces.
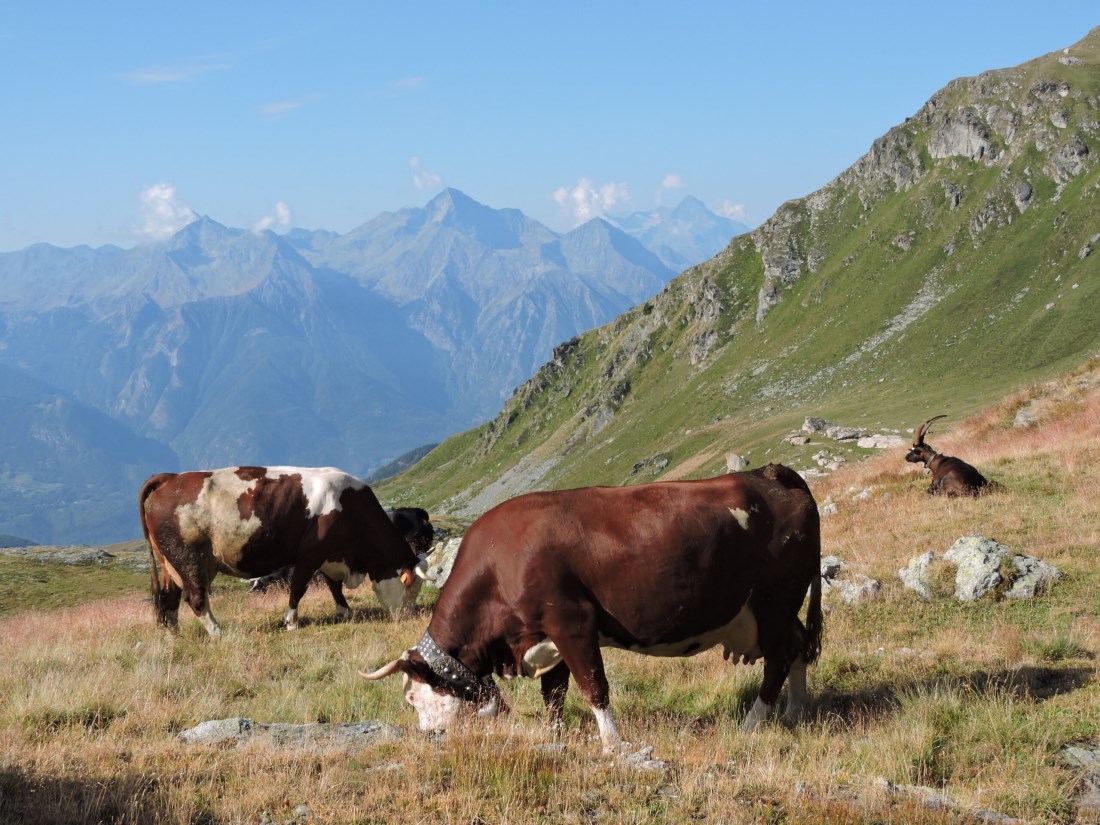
xmin=780 ymin=708 xmax=806 ymax=726
xmin=739 ymin=698 xmax=776 ymax=732
xmin=282 ymin=608 xmax=299 ymax=630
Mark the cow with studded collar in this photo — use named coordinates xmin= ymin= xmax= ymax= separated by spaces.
xmin=361 ymin=464 xmax=822 ymax=751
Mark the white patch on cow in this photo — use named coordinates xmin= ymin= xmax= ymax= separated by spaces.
xmin=728 ymin=507 xmax=751 ymax=530
xmin=319 ymin=562 xmax=366 ymax=591
xmin=740 ymin=697 xmax=775 ymax=731
xmin=373 ymin=576 xmax=410 ymax=614
xmin=176 ymin=470 xmax=263 ymax=572
xmin=593 ymin=706 xmax=622 ymax=752
xmin=283 ymin=607 xmax=299 ymax=630
xmin=601 ymin=603 xmax=758 ymax=660
xmin=781 ymin=656 xmax=808 ymax=724
xmin=522 ymin=640 xmax=563 ymax=678
xmin=198 ymin=606 xmax=223 ymax=639
xmin=404 ymin=576 xmax=424 ymax=605
xmin=404 ymin=674 xmax=463 ymax=732
xmin=267 ymin=466 xmax=365 ymax=518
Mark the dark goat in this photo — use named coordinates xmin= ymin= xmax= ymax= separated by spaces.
xmin=905 ymin=415 xmax=998 ymax=496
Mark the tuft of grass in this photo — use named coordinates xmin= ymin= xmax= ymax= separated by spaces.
xmin=1027 ymin=634 xmax=1092 ymax=665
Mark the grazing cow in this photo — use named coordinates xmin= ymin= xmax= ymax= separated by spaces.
xmin=905 ymin=415 xmax=999 ymax=496
xmin=361 ymin=464 xmax=822 ymax=752
xmin=385 ymin=507 xmax=434 ymax=556
xmin=140 ymin=466 xmax=426 ymax=638
xmin=247 ymin=506 xmax=435 ymax=599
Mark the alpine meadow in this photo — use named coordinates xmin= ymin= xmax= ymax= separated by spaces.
xmin=2 ymin=25 xmax=1100 ymax=825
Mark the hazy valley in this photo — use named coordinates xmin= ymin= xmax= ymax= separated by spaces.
xmin=0 ymin=191 xmax=743 ymax=544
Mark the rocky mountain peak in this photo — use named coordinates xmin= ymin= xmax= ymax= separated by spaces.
xmin=670 ymin=195 xmax=712 ymax=219
xmin=418 ymin=187 xmax=528 ymax=249
xmin=747 ymin=26 xmax=1099 ymax=325
xmin=427 ymin=187 xmax=484 ymax=224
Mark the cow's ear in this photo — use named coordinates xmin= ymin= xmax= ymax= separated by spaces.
xmin=399 ymin=655 xmax=437 ymax=685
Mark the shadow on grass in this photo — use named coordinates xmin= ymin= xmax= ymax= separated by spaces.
xmin=811 ymin=664 xmax=1095 ymax=726
xmin=349 ymin=603 xmax=434 ymax=624
xmin=617 ymin=664 xmax=1095 ymax=735
xmin=0 ymin=765 xmax=200 ymax=825
xmin=274 ymin=602 xmax=433 ymax=629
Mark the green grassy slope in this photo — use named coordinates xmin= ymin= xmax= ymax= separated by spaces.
xmin=379 ymin=28 xmax=1100 ymax=514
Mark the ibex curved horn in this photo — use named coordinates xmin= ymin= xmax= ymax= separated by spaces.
xmin=914 ymin=414 xmax=948 ymax=446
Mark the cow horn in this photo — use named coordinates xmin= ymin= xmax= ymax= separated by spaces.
xmin=914 ymin=414 xmax=947 ymax=446
xmin=358 ymin=658 xmax=404 ymax=681
xmin=414 ymin=562 xmax=436 ymax=583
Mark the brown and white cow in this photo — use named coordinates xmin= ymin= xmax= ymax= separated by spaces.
xmin=140 ymin=466 xmax=427 ymax=638
xmin=361 ymin=464 xmax=822 ymax=752
xmin=246 ymin=506 xmax=435 ymax=599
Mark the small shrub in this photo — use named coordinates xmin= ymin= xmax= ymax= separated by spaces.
xmin=1025 ymin=634 xmax=1090 ymax=663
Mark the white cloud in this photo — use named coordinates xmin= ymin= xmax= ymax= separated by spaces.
xmin=118 ymin=62 xmax=231 ymax=85
xmin=717 ymin=200 xmax=747 ymax=221
xmin=655 ymin=172 xmax=686 ymax=205
xmin=551 ymin=178 xmax=631 ymax=227
xmin=253 ymin=201 xmax=293 ymax=234
xmin=410 ymin=156 xmax=443 ymax=190
xmin=660 ymin=173 xmax=685 ymax=191
xmin=257 ymin=100 xmax=304 ymax=116
xmin=138 ymin=183 xmax=197 ymax=241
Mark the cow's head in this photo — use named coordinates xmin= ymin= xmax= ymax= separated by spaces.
xmin=371 ymin=554 xmax=433 ymax=613
xmin=359 ymin=644 xmax=503 ymax=732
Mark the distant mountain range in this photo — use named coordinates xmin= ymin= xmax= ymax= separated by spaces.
xmin=0 ymin=189 xmax=737 ymax=543
xmin=609 ymin=196 xmax=750 ymax=271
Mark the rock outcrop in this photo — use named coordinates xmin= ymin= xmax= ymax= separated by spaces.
xmin=898 ymin=536 xmax=1061 ymax=601
xmin=179 ymin=718 xmax=400 ymax=751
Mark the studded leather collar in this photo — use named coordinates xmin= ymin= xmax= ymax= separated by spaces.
xmin=415 ymin=631 xmax=495 ymax=699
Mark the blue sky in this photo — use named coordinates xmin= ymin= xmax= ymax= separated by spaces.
xmin=1 ymin=2 xmax=1097 ymax=251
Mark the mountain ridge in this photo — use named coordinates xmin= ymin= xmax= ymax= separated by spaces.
xmin=375 ymin=26 xmax=1100 ymax=516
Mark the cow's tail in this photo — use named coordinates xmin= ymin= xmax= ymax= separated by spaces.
xmin=772 ymin=461 xmax=824 ymax=665
xmin=802 ymin=569 xmax=823 ymax=666
xmin=139 ymin=474 xmax=175 ymax=626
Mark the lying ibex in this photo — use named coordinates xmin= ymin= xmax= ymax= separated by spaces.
xmin=905 ymin=415 xmax=1000 ymax=496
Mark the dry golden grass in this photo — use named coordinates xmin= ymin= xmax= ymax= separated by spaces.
xmin=2 ymin=361 xmax=1099 ymax=823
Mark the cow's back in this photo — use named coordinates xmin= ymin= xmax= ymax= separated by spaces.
xmin=140 ymin=467 xmax=303 ymax=576
xmin=436 ymin=466 xmax=819 ymax=647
